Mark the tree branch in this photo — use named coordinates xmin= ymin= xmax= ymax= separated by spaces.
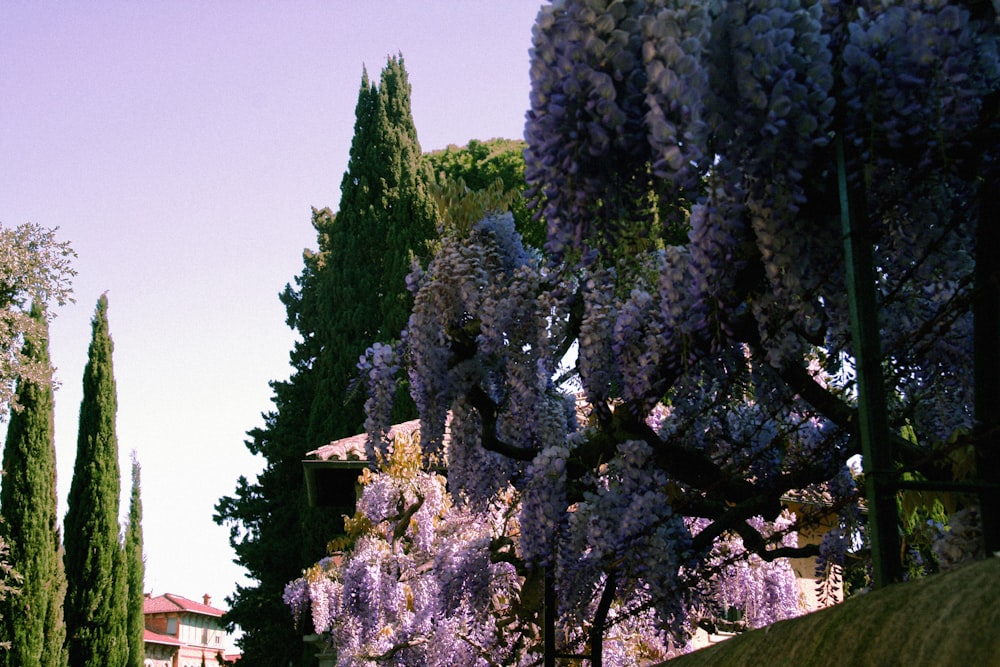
xmin=468 ymin=385 xmax=539 ymax=462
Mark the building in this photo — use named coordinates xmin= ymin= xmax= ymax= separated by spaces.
xmin=143 ymin=593 xmax=240 ymax=667
xmin=302 ymin=418 xmax=425 ymax=535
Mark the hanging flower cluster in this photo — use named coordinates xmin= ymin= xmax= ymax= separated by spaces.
xmin=707 ymin=514 xmax=804 ymax=630
xmin=400 ymin=212 xmax=571 ymax=505
xmin=335 ymin=0 xmax=998 ymax=661
xmin=561 ymin=439 xmax=694 ymax=637
xmin=524 ymin=0 xmax=658 ymax=259
xmin=842 ymin=0 xmax=1000 ymax=170
xmin=284 ymin=434 xmax=529 ymax=666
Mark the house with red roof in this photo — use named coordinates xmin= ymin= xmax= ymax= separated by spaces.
xmin=143 ymin=593 xmax=240 ymax=666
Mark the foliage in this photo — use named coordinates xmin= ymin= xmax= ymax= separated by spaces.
xmin=307 ymin=54 xmax=437 ymax=447
xmin=0 ymin=222 xmax=75 ymax=418
xmin=0 ymin=538 xmax=20 ymax=652
xmin=63 ymin=295 xmax=127 ymax=667
xmin=355 ymin=0 xmax=998 ymax=661
xmin=125 ymin=453 xmax=145 ymax=667
xmin=43 ymin=541 xmax=68 ymax=667
xmin=0 ymin=305 xmax=67 ymax=666
xmin=215 ymin=54 xmax=438 ymax=666
xmin=426 ymin=138 xmax=546 ymax=249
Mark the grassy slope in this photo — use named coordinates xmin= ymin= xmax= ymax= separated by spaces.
xmin=662 ymin=557 xmax=1000 ymax=667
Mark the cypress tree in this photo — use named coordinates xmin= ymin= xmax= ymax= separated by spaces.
xmin=109 ymin=534 xmax=128 ymax=666
xmin=125 ymin=453 xmax=145 ymax=667
xmin=43 ymin=535 xmax=68 ymax=667
xmin=63 ymin=294 xmax=127 ymax=667
xmin=308 ymin=54 xmax=438 ymax=445
xmin=215 ymin=251 xmax=336 ymax=666
xmin=0 ymin=304 xmax=67 ymax=667
xmin=215 ymin=55 xmax=437 ymax=666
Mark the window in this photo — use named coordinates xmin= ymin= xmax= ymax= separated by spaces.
xmin=166 ymin=618 xmax=177 ymax=635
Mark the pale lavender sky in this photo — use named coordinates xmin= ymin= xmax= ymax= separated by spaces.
xmin=1 ymin=0 xmax=541 ymax=637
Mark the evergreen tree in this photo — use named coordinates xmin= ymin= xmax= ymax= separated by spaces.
xmin=215 ymin=55 xmax=437 ymax=666
xmin=0 ymin=304 xmax=67 ymax=667
xmin=307 ymin=54 xmax=438 ymax=445
xmin=214 ymin=251 xmax=336 ymax=667
xmin=63 ymin=294 xmax=127 ymax=667
xmin=42 ymin=536 xmax=68 ymax=667
xmin=109 ymin=540 xmax=128 ymax=667
xmin=125 ymin=453 xmax=145 ymax=667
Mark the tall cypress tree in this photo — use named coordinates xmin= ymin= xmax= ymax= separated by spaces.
xmin=63 ymin=294 xmax=127 ymax=667
xmin=124 ymin=452 xmax=145 ymax=667
xmin=0 ymin=304 xmax=67 ymax=667
xmin=307 ymin=54 xmax=437 ymax=445
xmin=109 ymin=534 xmax=128 ymax=667
xmin=43 ymin=535 xmax=68 ymax=667
xmin=215 ymin=55 xmax=437 ymax=666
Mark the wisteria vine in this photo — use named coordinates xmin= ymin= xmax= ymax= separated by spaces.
xmin=294 ymin=0 xmax=998 ymax=663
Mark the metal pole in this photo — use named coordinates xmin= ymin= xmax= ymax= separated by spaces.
xmin=836 ymin=136 xmax=902 ymax=587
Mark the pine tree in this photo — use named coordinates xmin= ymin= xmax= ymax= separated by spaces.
xmin=0 ymin=304 xmax=67 ymax=667
xmin=125 ymin=453 xmax=145 ymax=667
xmin=307 ymin=54 xmax=438 ymax=445
xmin=63 ymin=294 xmax=127 ymax=667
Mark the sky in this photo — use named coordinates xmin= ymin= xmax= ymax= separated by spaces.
xmin=1 ymin=0 xmax=543 ymax=642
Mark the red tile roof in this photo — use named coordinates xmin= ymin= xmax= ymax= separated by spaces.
xmin=143 ymin=628 xmax=182 ymax=646
xmin=308 ymin=419 xmax=422 ymax=462
xmin=308 ymin=417 xmax=456 ymax=462
xmin=143 ymin=593 xmax=225 ymax=618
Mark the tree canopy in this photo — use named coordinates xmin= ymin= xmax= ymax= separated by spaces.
xmin=347 ymin=0 xmax=998 ymax=663
xmin=0 ymin=222 xmax=75 ymax=418
xmin=307 ymin=54 xmax=438 ymax=446
xmin=426 ymin=138 xmax=546 ymax=249
xmin=216 ymin=54 xmax=439 ymax=666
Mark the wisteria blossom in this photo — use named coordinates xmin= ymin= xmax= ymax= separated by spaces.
xmin=285 ymin=434 xmax=535 ymax=666
xmin=301 ymin=0 xmax=998 ymax=663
